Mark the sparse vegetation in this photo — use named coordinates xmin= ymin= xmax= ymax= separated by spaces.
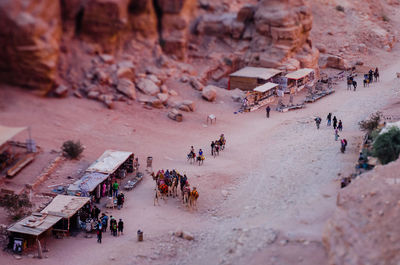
xmin=359 ymin=112 xmax=382 ymax=136
xmin=373 ymin=127 xmax=400 ymax=165
xmin=0 ymin=193 xmax=32 ymax=220
xmin=335 ymin=5 xmax=345 ymax=12
xmin=62 ymin=140 xmax=84 ymax=159
xmin=382 ymin=14 xmax=390 ymax=22
xmin=223 ymin=57 xmax=233 ymax=66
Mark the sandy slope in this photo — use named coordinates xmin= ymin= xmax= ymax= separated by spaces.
xmin=1 ymin=48 xmax=400 ymax=265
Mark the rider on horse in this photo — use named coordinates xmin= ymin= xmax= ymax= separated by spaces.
xmin=198 ymin=149 xmax=204 ymax=160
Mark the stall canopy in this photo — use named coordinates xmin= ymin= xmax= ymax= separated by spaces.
xmin=285 ymin=68 xmax=314 ymax=80
xmin=0 ymin=125 xmax=26 ymax=147
xmin=85 ymin=150 xmax=133 ymax=174
xmin=41 ymin=195 xmax=90 ymax=218
xmin=253 ymin=82 xmax=279 ymax=93
xmin=230 ymin=67 xmax=282 ymax=80
xmin=7 ymin=213 xmax=62 ymax=236
xmin=67 ymin=172 xmax=109 ymax=194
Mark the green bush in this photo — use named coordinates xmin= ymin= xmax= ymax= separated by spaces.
xmin=335 ymin=5 xmax=345 ymax=12
xmin=0 ymin=193 xmax=32 ymax=220
xmin=382 ymin=14 xmax=390 ymax=22
xmin=373 ymin=127 xmax=400 ymax=165
xmin=62 ymin=140 xmax=84 ymax=159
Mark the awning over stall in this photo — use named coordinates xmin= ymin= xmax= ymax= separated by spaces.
xmin=0 ymin=125 xmax=26 ymax=147
xmin=67 ymin=172 xmax=109 ymax=194
xmin=253 ymin=82 xmax=279 ymax=93
xmin=285 ymin=68 xmax=314 ymax=80
xmin=85 ymin=150 xmax=133 ymax=174
xmin=7 ymin=213 xmax=62 ymax=236
xmin=41 ymin=195 xmax=90 ymax=218
xmin=230 ymin=67 xmax=282 ymax=80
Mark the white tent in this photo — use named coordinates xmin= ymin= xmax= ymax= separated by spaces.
xmin=86 ymin=150 xmax=133 ymax=174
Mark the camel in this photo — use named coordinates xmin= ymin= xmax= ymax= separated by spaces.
xmin=183 ymin=184 xmax=191 ymax=206
xmin=169 ymin=177 xmax=178 ymax=198
xmin=189 ymin=187 xmax=199 ymax=211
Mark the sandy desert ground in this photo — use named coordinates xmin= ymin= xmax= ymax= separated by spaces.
xmin=1 ymin=45 xmax=400 ymax=265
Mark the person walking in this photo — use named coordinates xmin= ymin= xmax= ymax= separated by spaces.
xmin=96 ymin=226 xmax=102 ymax=244
xmin=353 ymin=80 xmax=357 ymax=91
xmin=112 ymin=220 xmax=118 ymax=237
xmin=118 ymin=219 xmax=124 ymax=236
xmin=266 ymin=105 xmax=271 ymax=118
xmin=117 ymin=194 xmax=123 ymax=210
xmin=211 ymin=141 xmax=215 ymax=156
xmin=315 ymin=116 xmax=322 ymax=129
xmin=112 ymin=180 xmax=119 ymax=198
xmin=338 ymin=120 xmax=343 ymax=131
xmin=334 ymin=129 xmax=339 ymax=141
xmin=109 ymin=216 xmax=114 ymax=235
xmin=333 ymin=116 xmax=338 ymax=129
xmin=327 ymin=113 xmax=332 ymax=126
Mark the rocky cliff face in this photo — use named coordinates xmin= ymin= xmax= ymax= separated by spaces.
xmin=0 ymin=0 xmax=61 ymax=92
xmin=0 ymin=0 xmax=318 ymax=94
xmin=323 ymin=159 xmax=400 ymax=265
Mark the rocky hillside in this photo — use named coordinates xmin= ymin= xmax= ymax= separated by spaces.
xmin=0 ymin=0 xmax=319 ymax=100
xmin=323 ymin=158 xmax=400 ymax=265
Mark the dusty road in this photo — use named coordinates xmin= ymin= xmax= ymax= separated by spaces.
xmin=1 ymin=50 xmax=400 ymax=265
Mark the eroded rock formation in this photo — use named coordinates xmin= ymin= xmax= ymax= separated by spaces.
xmin=323 ymin=159 xmax=400 ymax=265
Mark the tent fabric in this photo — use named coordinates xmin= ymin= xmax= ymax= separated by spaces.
xmin=41 ymin=195 xmax=90 ymax=218
xmin=7 ymin=213 xmax=62 ymax=236
xmin=230 ymin=67 xmax=282 ymax=80
xmin=67 ymin=172 xmax=109 ymax=194
xmin=285 ymin=68 xmax=314 ymax=80
xmin=0 ymin=125 xmax=26 ymax=147
xmin=85 ymin=150 xmax=132 ymax=174
xmin=253 ymin=82 xmax=279 ymax=93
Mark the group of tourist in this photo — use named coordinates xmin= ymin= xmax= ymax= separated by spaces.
xmin=187 ymin=134 xmax=226 ymax=165
xmin=152 ymin=169 xmax=199 ymax=209
xmin=347 ymin=67 xmax=379 ymax=91
xmin=95 ymin=213 xmax=124 ymax=243
xmin=210 ymin=134 xmax=226 ymax=157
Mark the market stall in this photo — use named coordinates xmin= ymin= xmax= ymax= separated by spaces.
xmin=285 ymin=68 xmax=315 ymax=93
xmin=242 ymin=82 xmax=279 ymax=111
xmin=7 ymin=213 xmax=62 ymax=251
xmin=229 ymin=67 xmax=282 ymax=91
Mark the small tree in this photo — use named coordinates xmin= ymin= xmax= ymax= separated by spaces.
xmin=0 ymin=193 xmax=32 ymax=220
xmin=62 ymin=140 xmax=84 ymax=159
xmin=373 ymin=127 xmax=400 ymax=165
xmin=359 ymin=112 xmax=382 ymax=135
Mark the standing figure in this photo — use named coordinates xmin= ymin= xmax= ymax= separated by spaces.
xmin=315 ymin=117 xmax=322 ymax=129
xmin=266 ymin=105 xmax=271 ymax=118
xmin=118 ymin=219 xmax=124 ymax=236
xmin=333 ymin=116 xmax=338 ymax=129
xmin=338 ymin=120 xmax=343 ymax=131
xmin=327 ymin=113 xmax=332 ymax=126
xmin=353 ymin=80 xmax=357 ymax=91
xmin=334 ymin=129 xmax=340 ymax=141
xmin=211 ymin=141 xmax=215 ymax=156
xmin=97 ymin=227 xmax=102 ymax=243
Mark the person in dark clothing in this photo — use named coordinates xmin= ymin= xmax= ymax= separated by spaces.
xmin=109 ymin=216 xmax=114 ymax=235
xmin=118 ymin=219 xmax=124 ymax=236
xmin=333 ymin=116 xmax=338 ymax=129
xmin=117 ymin=194 xmax=123 ymax=210
xmin=338 ymin=120 xmax=343 ymax=131
xmin=266 ymin=105 xmax=271 ymax=118
xmin=327 ymin=113 xmax=332 ymax=126
xmin=211 ymin=141 xmax=215 ymax=156
xmin=94 ymin=206 xmax=100 ymax=220
xmin=112 ymin=220 xmax=118 ymax=237
xmin=97 ymin=227 xmax=102 ymax=243
xmin=101 ymin=213 xmax=108 ymax=232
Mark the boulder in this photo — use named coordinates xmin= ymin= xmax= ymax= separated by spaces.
xmin=88 ymin=90 xmax=100 ymax=99
xmin=178 ymin=104 xmax=191 ymax=112
xmin=117 ymin=67 xmax=134 ymax=80
xmin=54 ymin=85 xmax=69 ymax=98
xmin=182 ymin=231 xmax=194 ymax=240
xmin=136 ymin=78 xmax=160 ymax=96
xmin=0 ymin=0 xmax=61 ymax=92
xmin=189 ymin=77 xmax=204 ymax=91
xmin=157 ymin=93 xmax=169 ymax=104
xmin=202 ymin=85 xmax=217 ymax=102
xmin=117 ymin=78 xmax=136 ymax=99
xmin=181 ymin=100 xmax=195 ymax=111
xmin=169 ymin=89 xmax=179 ymax=96
xmin=149 ymin=98 xmax=164 ymax=109
xmin=147 ymin=74 xmax=162 ymax=86
xmin=100 ymin=54 xmax=114 ymax=64
xmin=99 ymin=94 xmax=114 ymax=109
xmin=160 ymin=85 xmax=169 ymax=93
xmin=168 ymin=109 xmax=183 ymax=122
xmin=319 ymin=54 xmax=351 ymax=70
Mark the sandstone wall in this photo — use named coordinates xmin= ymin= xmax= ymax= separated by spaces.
xmin=323 ymin=159 xmax=400 ymax=265
xmin=0 ymin=0 xmax=62 ymax=92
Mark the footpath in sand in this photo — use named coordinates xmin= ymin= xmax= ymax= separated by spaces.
xmin=1 ymin=53 xmax=400 ymax=265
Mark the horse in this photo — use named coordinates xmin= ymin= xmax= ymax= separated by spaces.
xmin=197 ymin=155 xmax=204 ymax=166
xmin=189 ymin=187 xmax=199 ymax=210
xmin=363 ymin=78 xmax=369 ymax=87
xmin=187 ymin=152 xmax=196 ymax=164
xmin=374 ymin=71 xmax=380 ymax=82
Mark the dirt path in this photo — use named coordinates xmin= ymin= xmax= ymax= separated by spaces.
xmin=1 ymin=49 xmax=400 ymax=265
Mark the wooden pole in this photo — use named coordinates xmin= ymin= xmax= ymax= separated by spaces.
xmin=37 ymin=237 xmax=43 ymax=259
